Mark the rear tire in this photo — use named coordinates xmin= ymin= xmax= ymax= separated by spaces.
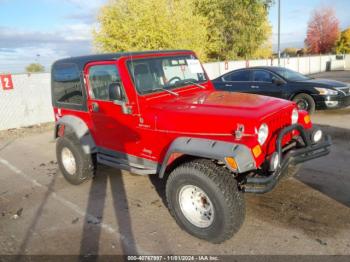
xmin=166 ymin=159 xmax=245 ymax=243
xmin=292 ymin=93 xmax=316 ymax=114
xmin=56 ymin=136 xmax=95 ymax=185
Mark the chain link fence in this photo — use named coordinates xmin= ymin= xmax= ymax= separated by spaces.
xmin=0 ymin=73 xmax=53 ymax=131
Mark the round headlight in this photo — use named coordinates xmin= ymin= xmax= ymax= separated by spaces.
xmin=291 ymin=108 xmax=299 ymax=124
xmin=257 ymin=123 xmax=269 ymax=145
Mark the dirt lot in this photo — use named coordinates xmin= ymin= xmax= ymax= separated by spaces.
xmin=0 ymin=71 xmax=350 ymax=256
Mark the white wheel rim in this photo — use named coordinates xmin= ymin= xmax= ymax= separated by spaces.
xmin=178 ymin=185 xmax=215 ymax=228
xmin=61 ymin=147 xmax=77 ymax=175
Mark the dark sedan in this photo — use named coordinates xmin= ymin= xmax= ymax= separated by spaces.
xmin=212 ymin=66 xmax=350 ymax=113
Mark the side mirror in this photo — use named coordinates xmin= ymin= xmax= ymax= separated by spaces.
xmin=108 ymin=83 xmax=124 ymax=101
xmin=108 ymin=83 xmax=132 ymax=114
xmin=272 ymin=78 xmax=285 ymax=86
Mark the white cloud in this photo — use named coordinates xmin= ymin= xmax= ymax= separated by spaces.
xmin=0 ymin=23 xmax=94 ymax=73
xmin=0 ymin=0 xmax=107 ymax=73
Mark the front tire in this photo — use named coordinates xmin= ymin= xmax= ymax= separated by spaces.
xmin=292 ymin=93 xmax=316 ymax=114
xmin=56 ymin=136 xmax=95 ymax=185
xmin=166 ymin=159 xmax=245 ymax=243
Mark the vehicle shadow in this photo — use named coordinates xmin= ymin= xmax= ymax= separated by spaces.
xmin=79 ymin=115 xmax=140 ymax=257
xmin=79 ymin=166 xmax=138 ymax=257
xmin=296 ymin=124 xmax=350 ymax=208
xmin=247 ymin=124 xmax=350 ymax=238
xmin=148 ymin=174 xmax=167 ymax=207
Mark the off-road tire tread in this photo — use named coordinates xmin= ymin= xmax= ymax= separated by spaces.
xmin=166 ymin=159 xmax=245 ymax=243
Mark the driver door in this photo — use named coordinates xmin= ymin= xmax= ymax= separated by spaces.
xmin=251 ymin=70 xmax=283 ymax=98
xmin=84 ymin=62 xmax=140 ymax=153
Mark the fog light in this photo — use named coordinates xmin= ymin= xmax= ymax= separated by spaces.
xmin=269 ymin=152 xmax=280 ymax=172
xmin=325 ymin=101 xmax=338 ymax=107
xmin=312 ymin=129 xmax=323 ymax=143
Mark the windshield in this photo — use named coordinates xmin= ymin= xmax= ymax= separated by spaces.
xmin=127 ymin=55 xmax=207 ymax=95
xmin=275 ymin=68 xmax=311 ymax=81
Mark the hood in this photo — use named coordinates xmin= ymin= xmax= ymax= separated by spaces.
xmin=144 ymin=90 xmax=294 ymax=136
xmin=301 ymin=78 xmax=348 ymax=88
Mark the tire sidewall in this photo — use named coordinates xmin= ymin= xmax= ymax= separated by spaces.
xmin=293 ymin=93 xmax=315 ymax=114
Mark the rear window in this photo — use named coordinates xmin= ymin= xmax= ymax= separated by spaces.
xmin=52 ymin=63 xmax=83 ymax=105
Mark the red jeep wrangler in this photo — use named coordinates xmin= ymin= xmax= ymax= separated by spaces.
xmin=51 ymin=50 xmax=331 ymax=243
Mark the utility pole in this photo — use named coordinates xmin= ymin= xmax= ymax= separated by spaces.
xmin=278 ymin=0 xmax=281 ymax=66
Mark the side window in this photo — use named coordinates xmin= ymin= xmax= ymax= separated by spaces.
xmin=53 ymin=63 xmax=83 ymax=104
xmin=253 ymin=70 xmax=273 ymax=83
xmin=88 ymin=65 xmax=124 ymax=101
xmin=223 ymin=70 xmax=250 ymax=82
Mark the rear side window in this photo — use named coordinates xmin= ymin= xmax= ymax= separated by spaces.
xmin=223 ymin=70 xmax=250 ymax=81
xmin=52 ymin=63 xmax=83 ymax=105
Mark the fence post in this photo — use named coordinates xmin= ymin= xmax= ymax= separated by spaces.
xmin=309 ymin=56 xmax=311 ymax=74
xmin=297 ymin=56 xmax=300 ymax=72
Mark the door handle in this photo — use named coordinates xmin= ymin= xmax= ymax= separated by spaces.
xmin=225 ymin=84 xmax=233 ymax=87
xmin=89 ymin=102 xmax=99 ymax=112
xmin=251 ymin=85 xmax=260 ymax=89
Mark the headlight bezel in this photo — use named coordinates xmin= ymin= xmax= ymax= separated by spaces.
xmin=257 ymin=123 xmax=269 ymax=145
xmin=315 ymin=87 xmax=338 ymax=96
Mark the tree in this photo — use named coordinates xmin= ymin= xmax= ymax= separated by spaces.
xmin=305 ymin=7 xmax=340 ymax=54
xmin=252 ymin=20 xmax=273 ymax=59
xmin=336 ymin=28 xmax=350 ymax=54
xmin=94 ymin=0 xmax=208 ymax=60
xmin=26 ymin=63 xmax=45 ymax=73
xmin=194 ymin=0 xmax=273 ymax=60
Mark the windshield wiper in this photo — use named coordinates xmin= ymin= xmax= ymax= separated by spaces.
xmin=152 ymin=87 xmax=179 ymax=96
xmin=182 ymin=80 xmax=206 ymax=89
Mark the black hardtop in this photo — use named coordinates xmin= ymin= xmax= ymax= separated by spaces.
xmin=52 ymin=50 xmax=192 ymax=71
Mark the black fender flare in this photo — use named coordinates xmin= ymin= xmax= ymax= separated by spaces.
xmin=158 ymin=137 xmax=256 ymax=178
xmin=55 ymin=115 xmax=97 ymax=154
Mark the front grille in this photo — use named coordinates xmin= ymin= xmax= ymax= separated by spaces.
xmin=336 ymin=86 xmax=350 ymax=95
xmin=264 ymin=110 xmax=292 ymax=154
xmin=266 ymin=110 xmax=291 ymax=136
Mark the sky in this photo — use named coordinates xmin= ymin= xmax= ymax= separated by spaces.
xmin=1 ymin=0 xmax=350 ymax=73
xmin=269 ymin=0 xmax=350 ymax=51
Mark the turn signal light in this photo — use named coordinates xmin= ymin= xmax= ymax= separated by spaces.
xmin=252 ymin=145 xmax=262 ymax=158
xmin=225 ymin=157 xmax=238 ymax=171
xmin=304 ymin=115 xmax=311 ymax=124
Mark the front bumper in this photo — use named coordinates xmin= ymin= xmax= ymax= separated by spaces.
xmin=243 ymin=124 xmax=332 ymax=194
xmin=314 ymin=94 xmax=350 ymax=109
